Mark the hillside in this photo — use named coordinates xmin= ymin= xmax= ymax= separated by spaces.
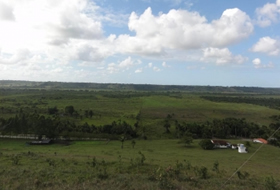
xmin=1 ymin=80 xmax=280 ymax=94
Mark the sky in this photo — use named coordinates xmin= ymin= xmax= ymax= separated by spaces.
xmin=0 ymin=0 xmax=280 ymax=87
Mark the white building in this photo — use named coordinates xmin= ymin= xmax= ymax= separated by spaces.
xmin=238 ymin=144 xmax=248 ymax=153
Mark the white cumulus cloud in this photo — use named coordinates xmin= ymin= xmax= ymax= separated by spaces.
xmin=162 ymin=62 xmax=171 ymax=68
xmin=201 ymin=47 xmax=247 ymax=65
xmin=0 ymin=0 xmax=105 ymax=68
xmin=135 ymin=68 xmax=143 ymax=73
xmin=255 ymin=0 xmax=280 ymax=27
xmin=106 ymin=57 xmax=142 ymax=74
xmin=115 ymin=7 xmax=253 ymax=57
xmin=252 ymin=58 xmax=274 ymax=69
xmin=251 ymin=36 xmax=280 ymax=56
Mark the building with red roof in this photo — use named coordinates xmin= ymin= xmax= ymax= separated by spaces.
xmin=253 ymin=138 xmax=268 ymax=144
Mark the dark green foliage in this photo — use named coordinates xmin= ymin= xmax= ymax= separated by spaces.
xmin=0 ymin=113 xmax=137 ymax=139
xmin=197 ymin=166 xmax=209 ymax=179
xmin=137 ymin=151 xmax=145 ymax=165
xmin=96 ymin=159 xmax=109 ymax=180
xmin=199 ymin=139 xmax=214 ymax=150
xmin=91 ymin=157 xmax=97 ymax=167
xmin=163 ymin=119 xmax=171 ymax=134
xmin=120 ymin=135 xmax=126 ymax=149
xmin=2 ymin=80 xmax=280 ymax=93
xmin=65 ymin=105 xmax=75 ymax=116
xmin=89 ymin=110 xmax=93 ymax=118
xmin=84 ymin=110 xmax=89 ymax=118
xmin=99 ymin=120 xmax=137 ymax=138
xmin=268 ymin=139 xmax=280 ymax=147
xmin=212 ymin=161 xmax=219 ymax=173
xmin=201 ymin=95 xmax=280 ymax=110
xmin=173 ymin=117 xmax=272 ymax=140
xmin=236 ymin=170 xmax=250 ymax=180
xmin=47 ymin=106 xmax=58 ymax=115
xmin=264 ymin=176 xmax=278 ymax=190
xmin=11 ymin=155 xmax=20 ymax=165
xmin=245 ymin=141 xmax=251 ymax=147
xmin=97 ymin=167 xmax=108 ymax=180
xmin=182 ymin=133 xmax=193 ymax=146
xmin=129 ymin=151 xmax=146 ymax=168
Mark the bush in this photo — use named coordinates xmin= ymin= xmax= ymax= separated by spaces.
xmin=264 ymin=176 xmax=278 ymax=190
xmin=199 ymin=139 xmax=214 ymax=150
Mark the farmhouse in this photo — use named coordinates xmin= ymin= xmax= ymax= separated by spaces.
xmin=211 ymin=140 xmax=231 ymax=148
xmin=253 ymin=138 xmax=268 ymax=144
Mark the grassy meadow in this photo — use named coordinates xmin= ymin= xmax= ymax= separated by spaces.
xmin=1 ymin=90 xmax=279 ymax=137
xmin=1 ymin=138 xmax=280 ymax=189
xmin=1 ymin=87 xmax=280 ymax=189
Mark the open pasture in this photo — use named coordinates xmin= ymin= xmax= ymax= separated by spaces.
xmin=0 ymin=139 xmax=279 ymax=189
xmin=1 ymin=89 xmax=279 ymax=136
xmin=1 ymin=87 xmax=280 ymax=189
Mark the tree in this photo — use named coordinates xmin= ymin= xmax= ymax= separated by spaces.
xmin=89 ymin=110 xmax=93 ymax=118
xmin=65 ymin=106 xmax=75 ymax=116
xmin=182 ymin=133 xmax=193 ymax=147
xmin=199 ymin=139 xmax=214 ymax=150
xmin=48 ymin=106 xmax=58 ymax=115
xmin=163 ymin=120 xmax=171 ymax=134
xmin=120 ymin=135 xmax=126 ymax=149
xmin=84 ymin=110 xmax=89 ymax=118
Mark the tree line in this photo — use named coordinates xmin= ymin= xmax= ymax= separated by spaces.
xmin=172 ymin=117 xmax=278 ymax=139
xmin=1 ymin=105 xmax=280 ymax=147
xmin=0 ymin=112 xmax=138 ymax=140
xmin=201 ymin=95 xmax=280 ymax=110
xmin=161 ymin=114 xmax=280 ymax=147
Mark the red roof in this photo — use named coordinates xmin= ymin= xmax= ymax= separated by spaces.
xmin=254 ymin=138 xmax=268 ymax=144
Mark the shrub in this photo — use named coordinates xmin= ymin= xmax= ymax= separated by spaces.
xmin=236 ymin=170 xmax=250 ymax=180
xmin=199 ymin=139 xmax=214 ymax=150
xmin=264 ymin=176 xmax=278 ymax=190
xmin=212 ymin=161 xmax=219 ymax=173
xmin=196 ymin=166 xmax=209 ymax=179
xmin=11 ymin=155 xmax=20 ymax=165
xmin=245 ymin=141 xmax=251 ymax=147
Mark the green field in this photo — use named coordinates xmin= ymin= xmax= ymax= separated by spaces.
xmin=1 ymin=139 xmax=279 ymax=189
xmin=1 ymin=85 xmax=280 ymax=189
xmin=1 ymin=89 xmax=279 ymax=137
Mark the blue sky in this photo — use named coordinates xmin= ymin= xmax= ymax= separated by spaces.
xmin=0 ymin=0 xmax=279 ymax=87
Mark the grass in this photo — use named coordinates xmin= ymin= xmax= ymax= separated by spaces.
xmin=1 ymin=89 xmax=280 ymax=188
xmin=1 ymin=90 xmax=279 ymax=124
xmin=0 ymin=139 xmax=279 ymax=189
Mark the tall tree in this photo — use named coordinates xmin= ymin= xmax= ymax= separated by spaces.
xmin=163 ymin=119 xmax=171 ymax=134
xmin=65 ymin=106 xmax=75 ymax=116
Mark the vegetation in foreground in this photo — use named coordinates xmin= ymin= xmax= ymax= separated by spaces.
xmin=0 ymin=139 xmax=280 ymax=190
xmin=1 ymin=86 xmax=280 ymax=189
